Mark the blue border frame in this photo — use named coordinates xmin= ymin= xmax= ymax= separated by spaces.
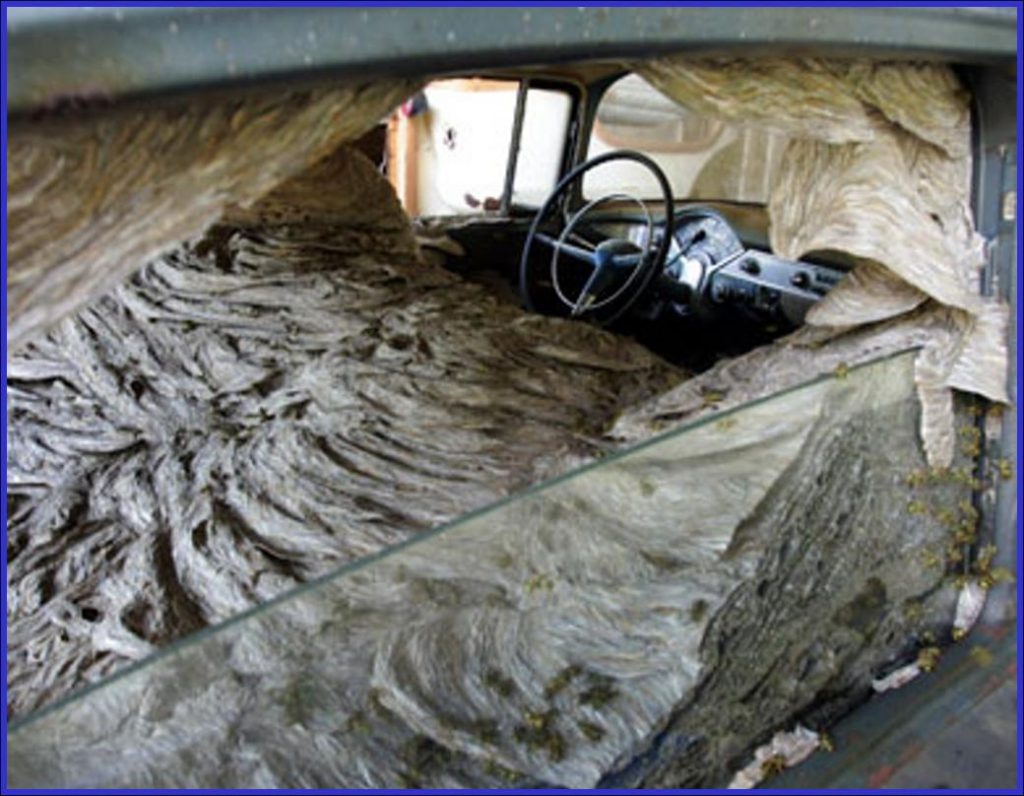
xmin=3 ymin=4 xmax=11 ymax=794
xmin=5 ymin=2 xmax=1024 ymax=6
xmin=1014 ymin=4 xmax=1023 ymax=795
xmin=1 ymin=2 xmax=1021 ymax=794
xmin=3 ymin=1 xmax=1023 ymax=8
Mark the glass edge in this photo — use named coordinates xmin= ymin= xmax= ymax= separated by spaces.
xmin=7 ymin=346 xmax=921 ymax=734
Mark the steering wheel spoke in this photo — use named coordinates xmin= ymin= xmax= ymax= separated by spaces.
xmin=565 ymin=231 xmax=598 ymax=251
xmin=533 ymin=232 xmax=598 ymax=266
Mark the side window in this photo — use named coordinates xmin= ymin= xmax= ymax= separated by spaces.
xmin=388 ymin=79 xmax=572 ymax=217
xmin=584 ymin=73 xmax=788 ymax=204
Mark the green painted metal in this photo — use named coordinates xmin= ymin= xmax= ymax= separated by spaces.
xmin=6 ymin=6 xmax=1017 ymax=116
xmin=768 ymin=625 xmax=1017 ymax=790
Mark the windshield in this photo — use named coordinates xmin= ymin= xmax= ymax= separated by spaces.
xmin=583 ymin=73 xmax=789 ymax=204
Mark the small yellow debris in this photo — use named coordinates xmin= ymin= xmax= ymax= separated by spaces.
xmin=917 ymin=646 xmax=941 ymax=672
xmin=920 ymin=548 xmax=943 ymax=569
xmin=905 ymin=469 xmax=929 ymax=488
xmin=524 ymin=573 xmax=555 ymax=593
xmin=834 ymin=362 xmax=849 ymax=380
xmin=957 ymin=500 xmax=979 ymax=520
xmin=903 ymin=601 xmax=923 ymax=621
xmin=701 ymin=389 xmax=725 ymax=408
xmin=907 ymin=500 xmax=928 ymax=515
xmin=484 ymin=759 xmax=520 ymax=783
xmin=969 ymin=646 xmax=994 ymax=668
xmin=818 ymin=732 xmax=835 ymax=752
xmin=576 ymin=719 xmax=606 ymax=743
xmin=760 ymin=753 xmax=788 ymax=778
xmin=543 ymin=664 xmax=582 ymax=700
xmin=961 ymin=440 xmax=982 ymax=458
xmin=483 ymin=669 xmax=517 ymax=698
xmin=345 ymin=710 xmax=370 ymax=734
xmin=974 ymin=544 xmax=998 ymax=573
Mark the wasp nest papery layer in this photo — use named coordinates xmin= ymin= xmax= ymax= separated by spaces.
xmin=636 ymin=58 xmax=1009 ymax=466
xmin=7 ymin=78 xmax=419 ymax=349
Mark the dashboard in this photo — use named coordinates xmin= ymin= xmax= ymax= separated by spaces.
xmin=586 ymin=206 xmax=848 ymax=330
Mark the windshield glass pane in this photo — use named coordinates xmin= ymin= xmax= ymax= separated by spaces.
xmin=583 ymin=73 xmax=788 ymax=203
xmin=9 ymin=352 xmax=923 ymax=789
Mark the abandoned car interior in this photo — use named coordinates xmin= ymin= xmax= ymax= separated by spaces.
xmin=4 ymin=6 xmax=1018 ymax=790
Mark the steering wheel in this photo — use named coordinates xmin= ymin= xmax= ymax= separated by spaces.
xmin=518 ymin=150 xmax=674 ymax=327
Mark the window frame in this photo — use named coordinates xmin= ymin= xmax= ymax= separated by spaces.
xmin=502 ymin=76 xmax=584 ymax=216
